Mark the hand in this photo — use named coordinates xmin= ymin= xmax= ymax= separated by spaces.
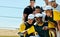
xmin=22 ymin=30 xmax=27 ymax=34
xmin=42 ymin=26 xmax=48 ymax=30
xmin=18 ymin=32 xmax=20 ymax=34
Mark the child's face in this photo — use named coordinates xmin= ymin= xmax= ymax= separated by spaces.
xmin=45 ymin=10 xmax=52 ymax=17
xmin=28 ymin=19 xmax=34 ymax=24
xmin=35 ymin=8 xmax=41 ymax=13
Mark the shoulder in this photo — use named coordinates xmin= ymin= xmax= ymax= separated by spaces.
xmin=24 ymin=6 xmax=30 ymax=9
xmin=20 ymin=22 xmax=25 ymax=26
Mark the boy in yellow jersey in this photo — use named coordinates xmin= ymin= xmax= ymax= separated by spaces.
xmin=44 ymin=5 xmax=57 ymax=28
xmin=48 ymin=0 xmax=60 ymax=32
xmin=44 ymin=5 xmax=57 ymax=37
xmin=34 ymin=13 xmax=50 ymax=37
xmin=48 ymin=0 xmax=60 ymax=20
xmin=18 ymin=14 xmax=35 ymax=37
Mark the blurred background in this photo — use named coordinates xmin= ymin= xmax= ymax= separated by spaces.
xmin=0 ymin=0 xmax=60 ymax=37
xmin=0 ymin=0 xmax=60 ymax=30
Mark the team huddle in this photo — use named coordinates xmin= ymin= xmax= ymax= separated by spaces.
xmin=18 ymin=0 xmax=60 ymax=37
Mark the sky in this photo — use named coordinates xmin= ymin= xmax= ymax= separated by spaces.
xmin=0 ymin=0 xmax=60 ymax=29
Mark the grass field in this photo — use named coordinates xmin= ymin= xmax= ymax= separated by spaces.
xmin=0 ymin=36 xmax=19 ymax=37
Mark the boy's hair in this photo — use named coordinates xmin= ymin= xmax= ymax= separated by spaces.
xmin=30 ymin=0 xmax=35 ymax=2
xmin=35 ymin=6 xmax=41 ymax=9
xmin=35 ymin=6 xmax=44 ymax=12
xmin=51 ymin=1 xmax=55 ymax=2
xmin=51 ymin=0 xmax=56 ymax=2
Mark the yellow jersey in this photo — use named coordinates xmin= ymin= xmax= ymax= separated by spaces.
xmin=53 ymin=10 xmax=60 ymax=21
xmin=19 ymin=22 xmax=35 ymax=35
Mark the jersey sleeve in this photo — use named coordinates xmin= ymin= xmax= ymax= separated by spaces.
xmin=23 ymin=7 xmax=29 ymax=14
xmin=27 ymin=26 xmax=35 ymax=35
xmin=19 ymin=23 xmax=26 ymax=32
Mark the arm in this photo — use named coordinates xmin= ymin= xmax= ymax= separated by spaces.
xmin=19 ymin=23 xmax=26 ymax=32
xmin=23 ymin=14 xmax=27 ymax=21
xmin=23 ymin=8 xmax=28 ymax=21
xmin=27 ymin=26 xmax=35 ymax=35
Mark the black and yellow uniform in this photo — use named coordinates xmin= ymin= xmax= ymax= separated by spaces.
xmin=34 ymin=22 xmax=50 ymax=37
xmin=48 ymin=20 xmax=57 ymax=37
xmin=53 ymin=10 xmax=60 ymax=21
xmin=45 ymin=10 xmax=57 ymax=29
xmin=47 ymin=10 xmax=60 ymax=37
xmin=23 ymin=6 xmax=35 ymax=22
xmin=45 ymin=15 xmax=57 ymax=37
xmin=19 ymin=22 xmax=35 ymax=37
xmin=53 ymin=8 xmax=60 ymax=32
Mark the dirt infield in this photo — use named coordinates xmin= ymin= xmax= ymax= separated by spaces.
xmin=0 ymin=29 xmax=19 ymax=36
xmin=0 ymin=36 xmax=18 ymax=37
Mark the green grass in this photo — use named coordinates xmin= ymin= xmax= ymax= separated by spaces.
xmin=0 ymin=36 xmax=19 ymax=37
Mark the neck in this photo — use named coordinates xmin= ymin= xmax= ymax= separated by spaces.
xmin=38 ymin=21 xmax=43 ymax=26
xmin=38 ymin=21 xmax=43 ymax=24
xmin=30 ymin=5 xmax=34 ymax=9
xmin=31 ymin=6 xmax=34 ymax=9
xmin=27 ymin=21 xmax=32 ymax=24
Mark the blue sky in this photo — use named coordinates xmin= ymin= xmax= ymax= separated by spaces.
xmin=0 ymin=0 xmax=59 ymax=29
